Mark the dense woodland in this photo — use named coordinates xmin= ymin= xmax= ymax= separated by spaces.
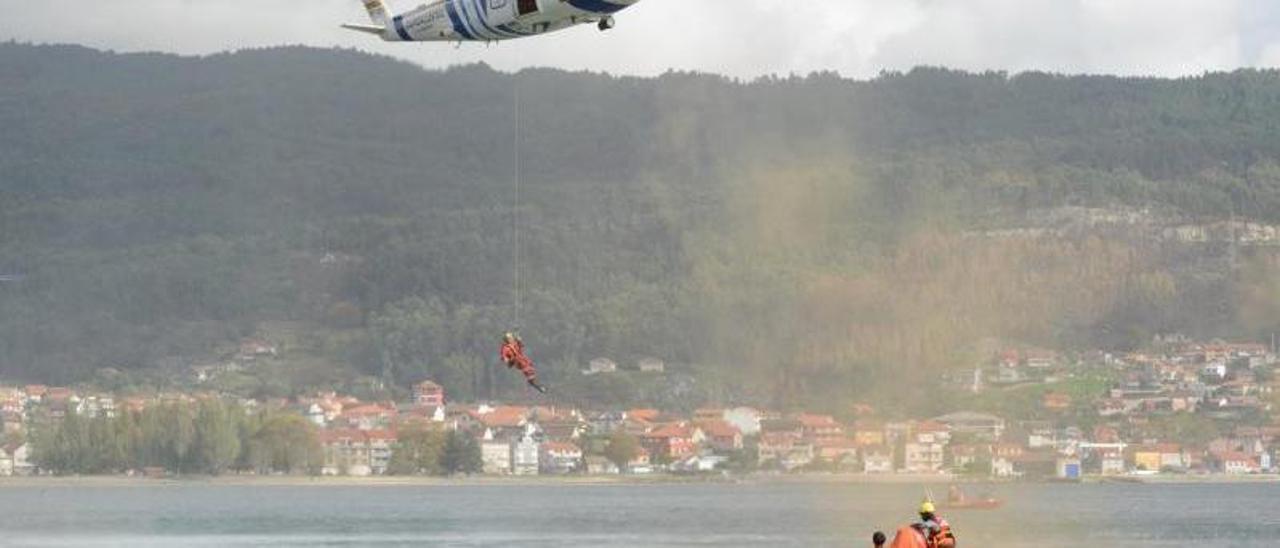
xmin=2 ymin=43 xmax=1280 ymax=412
xmin=29 ymin=399 xmax=483 ymax=476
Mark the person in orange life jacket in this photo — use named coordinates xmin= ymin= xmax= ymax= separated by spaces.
xmin=500 ymin=332 xmax=547 ymax=393
xmin=915 ymin=500 xmax=956 ymax=548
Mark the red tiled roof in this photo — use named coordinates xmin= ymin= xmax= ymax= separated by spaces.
xmin=1228 ymin=343 xmax=1268 ymax=354
xmin=694 ymin=408 xmax=725 ymax=419
xmin=1092 ymin=426 xmax=1121 ymax=443
xmin=915 ymin=420 xmax=949 ymax=433
xmin=364 ymin=429 xmax=399 ymax=442
xmin=628 ymin=409 xmax=660 ymax=422
xmin=759 ymin=431 xmax=800 ymax=446
xmin=479 ymin=406 xmax=528 ymax=428
xmin=1134 ymin=443 xmax=1181 ymax=454
xmin=540 ymin=441 xmax=581 ymax=454
xmin=853 ymin=419 xmax=884 ymax=431
xmin=694 ymin=419 xmax=741 ymax=439
xmin=342 ymin=404 xmax=397 ymax=417
xmin=1214 ymin=451 xmax=1257 ymax=463
xmin=795 ymin=414 xmax=839 ymax=428
xmin=319 ymin=428 xmax=398 ymax=444
xmin=815 ymin=438 xmax=860 ymax=450
xmin=317 ymin=428 xmax=363 ymax=443
xmin=645 ymin=423 xmax=692 ymax=439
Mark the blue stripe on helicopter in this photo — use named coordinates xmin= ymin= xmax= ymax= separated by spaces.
xmin=497 ymin=24 xmax=533 ymax=36
xmin=468 ymin=0 xmax=517 ymax=39
xmin=392 ymin=15 xmax=413 ymax=40
xmin=444 ymin=0 xmax=476 ymax=40
xmin=454 ymin=0 xmax=487 ymax=39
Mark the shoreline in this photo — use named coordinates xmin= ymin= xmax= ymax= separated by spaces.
xmin=2 ymin=472 xmax=1277 ymax=488
xmin=0 ymin=473 xmax=949 ymax=488
xmin=1088 ymin=474 xmax=1280 ymax=484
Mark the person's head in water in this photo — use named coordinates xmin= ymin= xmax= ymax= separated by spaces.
xmin=872 ymin=531 xmax=886 ymax=547
xmin=504 ymin=332 xmax=516 ymax=343
xmin=919 ymin=500 xmax=937 ymax=522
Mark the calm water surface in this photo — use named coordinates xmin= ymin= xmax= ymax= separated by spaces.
xmin=0 ymin=481 xmax=1275 ymax=547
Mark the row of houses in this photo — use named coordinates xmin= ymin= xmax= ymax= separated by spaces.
xmin=5 ymin=337 xmax=1280 ymax=479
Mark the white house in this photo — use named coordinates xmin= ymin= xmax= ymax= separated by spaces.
xmin=0 ymin=443 xmax=28 ymax=476
xmin=481 ymin=440 xmax=512 ymax=475
xmin=1201 ymin=362 xmax=1228 ymax=380
xmin=306 ymin=403 xmax=327 ymax=426
xmin=585 ymin=358 xmax=618 ymax=375
xmin=77 ymin=395 xmax=115 ymax=419
xmin=1218 ymin=452 xmax=1260 ymax=474
xmin=637 ymin=358 xmax=665 ymax=373
xmin=672 ymin=454 xmax=728 ymax=473
xmin=1097 ymin=449 xmax=1126 ymax=475
xmin=862 ymin=448 xmax=894 ymax=474
xmin=584 ymin=455 xmax=618 ymax=475
xmin=723 ymin=407 xmax=762 ymax=436
xmin=539 ymin=442 xmax=583 ymax=475
xmin=511 ymin=434 xmax=540 ymax=476
xmin=933 ymin=411 xmax=1006 ymax=441
xmin=903 ymin=442 xmax=945 ymax=473
xmin=991 ymin=456 xmax=1018 ymax=478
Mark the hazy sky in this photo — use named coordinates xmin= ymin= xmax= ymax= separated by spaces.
xmin=2 ymin=0 xmax=1278 ymax=79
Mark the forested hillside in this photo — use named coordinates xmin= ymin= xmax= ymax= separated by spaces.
xmin=2 ymin=43 xmax=1279 ymax=411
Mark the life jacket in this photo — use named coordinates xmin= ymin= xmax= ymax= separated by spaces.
xmin=889 ymin=526 xmax=928 ymax=548
xmin=925 ymin=519 xmax=955 ymax=548
xmin=500 ymin=340 xmax=536 ymax=374
xmin=500 ymin=341 xmax=522 ymax=364
xmin=895 ymin=519 xmax=954 ymax=548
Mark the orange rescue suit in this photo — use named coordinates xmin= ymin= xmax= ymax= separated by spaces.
xmin=890 ymin=521 xmax=955 ymax=548
xmin=500 ymin=338 xmax=538 ymax=383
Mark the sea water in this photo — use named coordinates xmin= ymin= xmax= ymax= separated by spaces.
xmin=0 ymin=481 xmax=1274 ymax=547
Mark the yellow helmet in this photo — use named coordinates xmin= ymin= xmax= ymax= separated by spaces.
xmin=919 ymin=500 xmax=936 ymax=514
xmin=504 ymin=332 xmax=515 ymax=341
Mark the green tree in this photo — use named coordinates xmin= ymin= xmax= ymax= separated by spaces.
xmin=603 ymin=431 xmax=640 ymax=472
xmin=193 ymin=400 xmax=242 ymax=475
xmin=724 ymin=435 xmax=759 ymax=473
xmin=1150 ymin=413 xmax=1223 ymax=447
xmin=247 ymin=412 xmax=321 ymax=475
xmin=387 ymin=425 xmax=447 ymax=476
xmin=441 ymin=430 xmax=482 ymax=476
xmin=140 ymin=403 xmax=196 ymax=473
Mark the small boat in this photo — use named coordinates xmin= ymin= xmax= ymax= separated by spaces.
xmin=939 ymin=485 xmax=1002 ymax=510
xmin=940 ymin=497 xmax=1003 ymax=510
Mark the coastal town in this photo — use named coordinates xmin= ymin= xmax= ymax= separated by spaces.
xmin=1 ymin=336 xmax=1277 ymax=480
